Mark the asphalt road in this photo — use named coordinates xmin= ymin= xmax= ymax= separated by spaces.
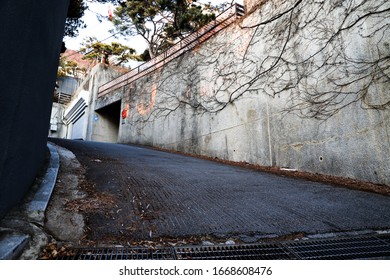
xmin=50 ymin=139 xmax=390 ymax=244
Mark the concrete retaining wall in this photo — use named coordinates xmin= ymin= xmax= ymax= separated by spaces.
xmin=115 ymin=0 xmax=390 ymax=185
xmin=0 ymin=0 xmax=70 ymax=218
xmin=63 ymin=64 xmax=125 ymax=142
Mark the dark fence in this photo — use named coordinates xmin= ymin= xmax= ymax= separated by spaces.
xmin=0 ymin=0 xmax=69 ymax=219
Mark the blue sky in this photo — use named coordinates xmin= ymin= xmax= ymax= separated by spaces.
xmin=64 ymin=0 xmax=242 ymax=54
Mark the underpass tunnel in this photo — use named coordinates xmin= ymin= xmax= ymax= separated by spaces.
xmin=92 ymin=100 xmax=121 ymax=143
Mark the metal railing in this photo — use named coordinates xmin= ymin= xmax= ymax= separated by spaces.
xmin=98 ymin=4 xmax=245 ymax=97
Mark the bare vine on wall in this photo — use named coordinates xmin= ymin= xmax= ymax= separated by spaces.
xmin=126 ymin=0 xmax=390 ymax=124
xmin=233 ymin=0 xmax=390 ymax=120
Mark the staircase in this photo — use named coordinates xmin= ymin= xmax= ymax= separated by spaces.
xmin=98 ymin=4 xmax=245 ymax=97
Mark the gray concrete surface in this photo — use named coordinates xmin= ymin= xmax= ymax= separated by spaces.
xmin=61 ymin=64 xmax=125 ymax=142
xmin=26 ymin=144 xmax=59 ymax=218
xmin=0 ymin=143 xmax=60 ymax=260
xmin=0 ymin=229 xmax=29 ymax=260
xmin=44 ymin=144 xmax=87 ymax=243
xmin=48 ymin=139 xmax=390 ymax=245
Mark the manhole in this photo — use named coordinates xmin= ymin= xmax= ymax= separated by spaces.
xmin=54 ymin=234 xmax=390 ymax=260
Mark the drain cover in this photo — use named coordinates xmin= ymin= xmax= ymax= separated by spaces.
xmin=175 ymin=243 xmax=293 ymax=260
xmin=55 ymin=234 xmax=390 ymax=260
xmin=60 ymin=247 xmax=175 ymax=260
xmin=283 ymin=236 xmax=390 ymax=260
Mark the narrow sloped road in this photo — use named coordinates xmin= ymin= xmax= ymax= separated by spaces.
xmin=50 ymin=139 xmax=390 ymax=245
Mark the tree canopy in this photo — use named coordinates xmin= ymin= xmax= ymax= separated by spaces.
xmin=111 ymin=0 xmax=219 ymax=58
xmin=57 ymin=58 xmax=85 ymax=77
xmin=65 ymin=0 xmax=121 ymax=37
xmin=63 ymin=0 xmax=226 ymax=68
xmin=79 ymin=36 xmax=141 ymax=65
xmin=65 ymin=0 xmax=226 ymax=58
xmin=65 ymin=0 xmax=88 ymax=37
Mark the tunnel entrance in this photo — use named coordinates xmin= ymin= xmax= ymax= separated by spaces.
xmin=93 ymin=101 xmax=121 ymax=143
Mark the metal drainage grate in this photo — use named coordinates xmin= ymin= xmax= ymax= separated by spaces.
xmin=283 ymin=236 xmax=390 ymax=260
xmin=55 ymin=234 xmax=390 ymax=260
xmin=175 ymin=243 xmax=293 ymax=260
xmin=58 ymin=247 xmax=175 ymax=260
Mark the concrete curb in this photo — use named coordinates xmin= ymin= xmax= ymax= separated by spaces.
xmin=0 ymin=142 xmax=60 ymax=260
xmin=26 ymin=143 xmax=60 ymax=223
xmin=0 ymin=228 xmax=29 ymax=260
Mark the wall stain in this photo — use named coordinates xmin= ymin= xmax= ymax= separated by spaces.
xmin=136 ymin=83 xmax=157 ymax=116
